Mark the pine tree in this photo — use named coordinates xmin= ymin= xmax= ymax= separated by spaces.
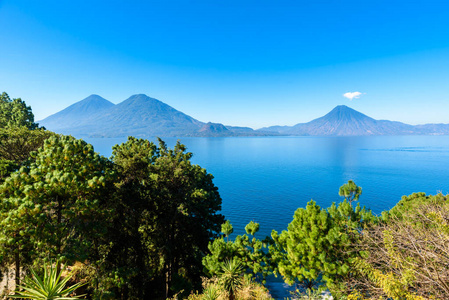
xmin=270 ymin=183 xmax=373 ymax=297
xmin=0 ymin=135 xmax=113 ymax=286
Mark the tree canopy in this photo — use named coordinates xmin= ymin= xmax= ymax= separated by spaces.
xmin=0 ymin=92 xmax=51 ymax=183
xmin=0 ymin=136 xmax=113 ymax=287
xmin=91 ymin=137 xmax=225 ymax=299
xmin=203 ymin=221 xmax=271 ymax=283
xmin=270 ymin=181 xmax=374 ymax=297
xmin=0 ymin=92 xmax=38 ymax=130
xmin=338 ymin=180 xmax=362 ymax=203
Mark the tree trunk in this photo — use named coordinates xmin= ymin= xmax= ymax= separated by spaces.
xmin=165 ymin=266 xmax=169 ymax=299
xmin=56 ymin=195 xmax=62 ymax=275
xmin=15 ymin=250 xmax=20 ymax=288
xmin=165 ymin=263 xmax=172 ymax=299
xmin=165 ymin=222 xmax=175 ymax=299
xmin=229 ymin=290 xmax=235 ymax=300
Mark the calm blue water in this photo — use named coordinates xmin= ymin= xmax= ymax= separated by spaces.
xmin=86 ymin=136 xmax=449 ymax=239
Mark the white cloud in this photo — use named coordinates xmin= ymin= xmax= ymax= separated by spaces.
xmin=343 ymin=91 xmax=363 ymax=100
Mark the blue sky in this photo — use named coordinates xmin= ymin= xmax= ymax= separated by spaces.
xmin=1 ymin=0 xmax=449 ymax=128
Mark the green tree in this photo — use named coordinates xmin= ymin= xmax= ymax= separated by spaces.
xmin=203 ymin=221 xmax=272 ymax=283
xmin=0 ymin=127 xmax=53 ymax=182
xmin=0 ymin=93 xmax=53 ymax=289
xmin=203 ymin=232 xmax=242 ymax=278
xmin=221 ymin=220 xmax=234 ymax=241
xmin=146 ymin=138 xmax=224 ymax=298
xmin=0 ymin=135 xmax=113 ymax=287
xmin=107 ymin=137 xmax=224 ymax=299
xmin=0 ymin=93 xmax=51 ymax=182
xmin=386 ymin=192 xmax=446 ymax=219
xmin=0 ymin=92 xmax=38 ymax=129
xmin=94 ymin=137 xmax=158 ymax=299
xmin=270 ymin=198 xmax=373 ymax=297
xmin=338 ymin=180 xmax=362 ymax=203
xmin=270 ymin=200 xmax=331 ymax=294
xmin=244 ymin=221 xmax=259 ymax=236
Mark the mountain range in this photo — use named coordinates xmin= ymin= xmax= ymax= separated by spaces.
xmin=39 ymin=94 xmax=449 ymax=137
xmin=39 ymin=94 xmax=273 ymax=137
xmin=261 ymin=105 xmax=449 ymax=136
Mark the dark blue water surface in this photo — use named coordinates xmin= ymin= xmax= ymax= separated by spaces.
xmin=86 ymin=136 xmax=449 ymax=239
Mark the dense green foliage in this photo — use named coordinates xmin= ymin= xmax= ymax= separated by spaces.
xmin=0 ymin=126 xmax=53 ymax=182
xmin=0 ymin=135 xmax=113 ymax=291
xmin=0 ymin=93 xmax=52 ymax=183
xmin=1 ymin=136 xmax=225 ymax=299
xmin=203 ymin=221 xmax=271 ymax=283
xmin=0 ymin=93 xmax=55 ymax=287
xmin=0 ymin=92 xmax=38 ymax=130
xmin=270 ymin=196 xmax=374 ymax=297
xmin=93 ymin=137 xmax=225 ymax=299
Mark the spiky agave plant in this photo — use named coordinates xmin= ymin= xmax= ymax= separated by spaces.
xmin=9 ymin=261 xmax=86 ymax=300
xmin=202 ymin=284 xmax=221 ymax=300
xmin=218 ymin=259 xmax=244 ymax=300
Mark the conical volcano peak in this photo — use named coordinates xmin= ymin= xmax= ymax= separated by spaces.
xmin=127 ymin=94 xmax=151 ymax=100
xmin=66 ymin=94 xmax=114 ymax=113
xmin=38 ymin=94 xmax=114 ymax=129
xmin=119 ymin=94 xmax=171 ymax=110
xmin=261 ymin=105 xmax=401 ymax=136
xmin=82 ymin=94 xmax=105 ymax=101
xmin=124 ymin=94 xmax=158 ymax=103
xmin=324 ymin=105 xmax=371 ymax=122
xmin=75 ymin=94 xmax=113 ymax=107
xmin=329 ymin=105 xmax=359 ymax=113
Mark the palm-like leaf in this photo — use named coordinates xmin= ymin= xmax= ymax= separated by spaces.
xmin=218 ymin=259 xmax=243 ymax=300
xmin=202 ymin=284 xmax=221 ymax=300
xmin=9 ymin=261 xmax=86 ymax=300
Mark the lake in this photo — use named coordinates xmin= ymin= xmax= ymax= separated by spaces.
xmin=85 ymin=135 xmax=449 ymax=298
xmin=85 ymin=135 xmax=449 ymax=239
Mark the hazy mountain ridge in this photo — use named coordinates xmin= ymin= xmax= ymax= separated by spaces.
xmin=40 ymin=96 xmax=449 ymax=137
xmin=40 ymin=95 xmax=115 ymax=130
xmin=86 ymin=94 xmax=205 ymax=137
xmin=261 ymin=105 xmax=449 ymax=136
xmin=414 ymin=123 xmax=449 ymax=135
xmin=40 ymin=94 xmax=266 ymax=137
